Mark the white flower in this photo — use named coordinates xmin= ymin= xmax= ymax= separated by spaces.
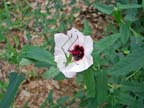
xmin=54 ymin=28 xmax=93 ymax=78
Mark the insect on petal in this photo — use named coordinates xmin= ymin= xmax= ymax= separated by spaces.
xmin=54 ymin=27 xmax=93 ymax=78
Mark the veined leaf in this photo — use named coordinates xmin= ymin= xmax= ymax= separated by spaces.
xmin=118 ymin=93 xmax=138 ymax=106
xmin=124 ymin=7 xmax=138 ymax=22
xmin=112 ymin=7 xmax=122 ymax=23
xmin=93 ymin=3 xmax=113 ymax=15
xmin=109 ymin=48 xmax=144 ymax=76
xmin=0 ymin=72 xmax=25 ymax=108
xmin=93 ymin=33 xmax=120 ymax=54
xmin=121 ymin=81 xmax=144 ymax=93
xmin=54 ymin=73 xmax=65 ymax=80
xmin=143 ymin=0 xmax=144 ymax=10
xmin=96 ymin=70 xmax=107 ymax=106
xmin=42 ymin=66 xmax=60 ymax=79
xmin=19 ymin=58 xmax=33 ymax=66
xmin=20 ymin=45 xmax=55 ymax=65
xmin=83 ymin=67 xmax=96 ymax=98
xmin=119 ymin=22 xmax=130 ymax=44
xmin=117 ymin=3 xmax=142 ymax=9
xmin=83 ymin=19 xmax=92 ymax=35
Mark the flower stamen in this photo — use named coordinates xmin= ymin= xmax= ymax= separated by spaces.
xmin=69 ymin=45 xmax=84 ymax=61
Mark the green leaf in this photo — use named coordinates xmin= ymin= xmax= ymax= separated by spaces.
xmin=22 ymin=101 xmax=29 ymax=108
xmin=21 ymin=45 xmax=55 ymax=65
xmin=0 ymin=72 xmax=25 ymax=108
xmin=118 ymin=93 xmax=135 ymax=105
xmin=56 ymin=96 xmax=69 ymax=106
xmin=3 ymin=0 xmax=10 ymax=18
xmin=40 ymin=90 xmax=53 ymax=108
xmin=83 ymin=67 xmax=96 ymax=98
xmin=121 ymin=81 xmax=144 ymax=93
xmin=109 ymin=48 xmax=144 ymax=76
xmin=76 ymin=73 xmax=84 ymax=84
xmin=70 ymin=0 xmax=76 ymax=5
xmin=13 ymin=36 xmax=19 ymax=48
xmin=58 ymin=21 xmax=66 ymax=32
xmin=93 ymin=3 xmax=113 ymax=15
xmin=142 ymin=0 xmax=144 ymax=10
xmin=83 ymin=19 xmax=92 ymax=35
xmin=96 ymin=70 xmax=107 ymax=106
xmin=83 ymin=0 xmax=91 ymax=5
xmin=0 ymin=81 xmax=8 ymax=99
xmin=0 ymin=33 xmax=5 ymax=42
xmin=117 ymin=3 xmax=142 ymax=9
xmin=42 ymin=66 xmax=60 ymax=79
xmin=113 ymin=7 xmax=122 ymax=23
xmin=0 ymin=81 xmax=8 ymax=89
xmin=25 ymin=31 xmax=31 ymax=43
xmin=124 ymin=8 xmax=138 ymax=22
xmin=118 ymin=93 xmax=141 ymax=108
xmin=104 ymin=23 xmax=118 ymax=35
xmin=93 ymin=33 xmax=120 ymax=54
xmin=19 ymin=58 xmax=33 ymax=66
xmin=87 ymin=99 xmax=97 ymax=108
xmin=119 ymin=22 xmax=130 ymax=44
xmin=54 ymin=73 xmax=65 ymax=80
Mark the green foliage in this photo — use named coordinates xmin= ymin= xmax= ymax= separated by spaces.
xmin=109 ymin=48 xmax=144 ymax=76
xmin=119 ymin=22 xmax=131 ymax=44
xmin=40 ymin=90 xmax=70 ymax=108
xmin=93 ymin=33 xmax=120 ymax=54
xmin=42 ymin=66 xmax=60 ymax=79
xmin=4 ymin=41 xmax=19 ymax=64
xmin=40 ymin=90 xmax=54 ymax=108
xmin=83 ymin=67 xmax=96 ymax=98
xmin=96 ymin=70 xmax=108 ymax=106
xmin=93 ymin=3 xmax=113 ymax=15
xmin=0 ymin=81 xmax=8 ymax=100
xmin=20 ymin=45 xmax=55 ymax=66
xmin=116 ymin=3 xmax=142 ymax=9
xmin=121 ymin=81 xmax=144 ymax=93
xmin=83 ymin=19 xmax=92 ymax=35
xmin=143 ymin=0 xmax=144 ymax=10
xmin=0 ymin=72 xmax=25 ymax=108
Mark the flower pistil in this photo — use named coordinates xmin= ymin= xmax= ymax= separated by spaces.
xmin=69 ymin=45 xmax=84 ymax=61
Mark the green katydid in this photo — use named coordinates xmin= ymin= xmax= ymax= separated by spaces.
xmin=61 ymin=34 xmax=80 ymax=66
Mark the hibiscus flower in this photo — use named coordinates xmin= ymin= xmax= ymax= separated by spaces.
xmin=54 ymin=28 xmax=93 ymax=78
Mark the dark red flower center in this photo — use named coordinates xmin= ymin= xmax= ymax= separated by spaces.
xmin=69 ymin=45 xmax=84 ymax=61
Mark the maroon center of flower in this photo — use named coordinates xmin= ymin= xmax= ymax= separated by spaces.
xmin=69 ymin=45 xmax=84 ymax=61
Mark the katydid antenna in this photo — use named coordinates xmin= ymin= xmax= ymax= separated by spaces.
xmin=61 ymin=33 xmax=79 ymax=65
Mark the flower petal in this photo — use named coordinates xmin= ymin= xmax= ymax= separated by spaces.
xmin=56 ymin=57 xmax=76 ymax=78
xmin=63 ymin=71 xmax=76 ymax=78
xmin=66 ymin=55 xmax=93 ymax=73
xmin=54 ymin=33 xmax=70 ymax=58
xmin=54 ymin=33 xmax=68 ymax=49
xmin=83 ymin=36 xmax=93 ymax=54
xmin=67 ymin=28 xmax=85 ymax=47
